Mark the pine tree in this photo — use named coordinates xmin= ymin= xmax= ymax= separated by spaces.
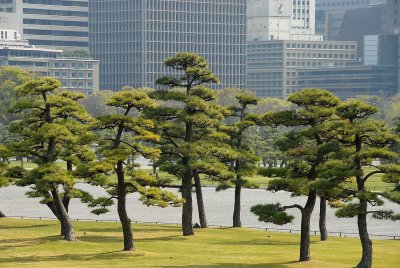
xmin=149 ymin=52 xmax=234 ymax=236
xmin=221 ymin=94 xmax=259 ymax=227
xmin=76 ymin=89 xmax=181 ymax=251
xmin=8 ymin=77 xmax=93 ymax=241
xmin=332 ymin=100 xmax=400 ymax=268
xmin=251 ymin=89 xmax=340 ymax=261
xmin=0 ymin=144 xmax=12 ymax=217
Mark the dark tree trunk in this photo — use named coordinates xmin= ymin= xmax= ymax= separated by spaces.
xmin=319 ymin=196 xmax=328 ymax=241
xmin=66 ymin=160 xmax=73 ymax=171
xmin=51 ymin=185 xmax=76 ymax=241
xmin=354 ymin=136 xmax=372 ymax=268
xmin=116 ymin=161 xmax=134 ymax=251
xmin=356 ymin=200 xmax=372 ymax=268
xmin=153 ymin=163 xmax=157 ymax=175
xmin=47 ymin=194 xmax=70 ymax=236
xmin=182 ymin=168 xmax=194 ymax=236
xmin=0 ymin=210 xmax=5 ymax=218
xmin=194 ymin=172 xmax=207 ymax=228
xmin=262 ymin=158 xmax=267 ymax=167
xmin=46 ymin=201 xmax=64 ymax=236
xmin=181 ymin=116 xmax=194 ymax=236
xmin=233 ymin=184 xmax=242 ymax=227
xmin=299 ymin=190 xmax=317 ymax=262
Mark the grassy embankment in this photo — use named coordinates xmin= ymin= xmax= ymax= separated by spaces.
xmin=0 ymin=218 xmax=399 ymax=268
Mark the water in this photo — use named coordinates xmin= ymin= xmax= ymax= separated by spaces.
xmin=1 ymin=184 xmax=399 ymax=238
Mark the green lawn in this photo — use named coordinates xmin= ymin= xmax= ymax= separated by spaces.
xmin=0 ymin=218 xmax=399 ymax=267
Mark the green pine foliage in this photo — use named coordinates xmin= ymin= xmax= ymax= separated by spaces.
xmin=148 ymin=52 xmax=235 ymax=235
xmin=251 ymin=89 xmax=341 ymax=261
xmin=76 ymin=89 xmax=181 ymax=250
xmin=6 ymin=77 xmax=95 ymax=240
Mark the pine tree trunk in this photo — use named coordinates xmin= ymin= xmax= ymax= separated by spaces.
xmin=116 ymin=161 xmax=134 ymax=251
xmin=194 ymin=172 xmax=208 ymax=228
xmin=356 ymin=199 xmax=372 ymax=268
xmin=182 ymin=169 xmax=194 ymax=236
xmin=0 ymin=210 xmax=5 ymax=218
xmin=319 ymin=196 xmax=328 ymax=241
xmin=182 ymin=117 xmax=194 ymax=236
xmin=51 ymin=185 xmax=76 ymax=241
xmin=233 ymin=184 xmax=242 ymax=227
xmin=299 ymin=190 xmax=317 ymax=262
xmin=46 ymin=201 xmax=64 ymax=235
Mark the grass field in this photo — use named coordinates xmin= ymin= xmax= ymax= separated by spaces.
xmin=8 ymin=161 xmax=394 ymax=191
xmin=0 ymin=218 xmax=399 ymax=268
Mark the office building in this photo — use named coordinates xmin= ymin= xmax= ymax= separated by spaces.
xmin=398 ymin=35 xmax=400 ymax=92
xmin=297 ymin=65 xmax=397 ymax=99
xmin=247 ymin=40 xmax=357 ymax=98
xmin=0 ymin=0 xmax=15 ymax=13
xmin=0 ymin=0 xmax=88 ymax=50
xmin=297 ymin=34 xmax=399 ymax=98
xmin=247 ymin=0 xmax=322 ymax=41
xmin=0 ymin=29 xmax=99 ymax=95
xmin=90 ymin=0 xmax=247 ymax=91
xmin=381 ymin=0 xmax=400 ymax=34
xmin=316 ymin=0 xmax=385 ymax=41
xmin=316 ymin=0 xmax=385 ymax=12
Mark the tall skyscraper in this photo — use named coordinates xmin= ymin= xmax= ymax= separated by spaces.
xmin=89 ymin=0 xmax=247 ymax=91
xmin=247 ymin=0 xmax=322 ymax=41
xmin=0 ymin=0 xmax=88 ymax=50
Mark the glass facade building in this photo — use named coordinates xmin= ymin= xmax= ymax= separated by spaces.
xmin=0 ymin=0 xmax=88 ymax=50
xmin=297 ymin=65 xmax=398 ymax=99
xmin=247 ymin=40 xmax=358 ymax=98
xmin=89 ymin=0 xmax=247 ymax=91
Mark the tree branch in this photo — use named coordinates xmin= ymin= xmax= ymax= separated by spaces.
xmin=281 ymin=204 xmax=304 ymax=212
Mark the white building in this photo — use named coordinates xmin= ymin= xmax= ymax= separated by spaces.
xmin=316 ymin=0 xmax=385 ymax=12
xmin=248 ymin=0 xmax=322 ymax=41
xmin=0 ymin=27 xmax=99 ymax=95
xmin=0 ymin=0 xmax=88 ymax=50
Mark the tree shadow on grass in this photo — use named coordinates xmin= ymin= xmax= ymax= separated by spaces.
xmin=155 ymin=263 xmax=291 ymax=268
xmin=0 ymin=224 xmax=55 ymax=229
xmin=79 ymin=225 xmax=181 ymax=234
xmin=0 ymin=235 xmax=61 ymax=250
xmin=214 ymin=238 xmax=316 ymax=247
xmin=78 ymin=234 xmax=182 ymax=244
xmin=0 ymin=251 xmax=138 ymax=265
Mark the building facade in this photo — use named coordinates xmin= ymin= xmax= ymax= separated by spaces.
xmin=316 ymin=0 xmax=385 ymax=41
xmin=316 ymin=0 xmax=385 ymax=12
xmin=0 ymin=34 xmax=99 ymax=95
xmin=381 ymin=0 xmax=400 ymax=34
xmin=247 ymin=0 xmax=322 ymax=41
xmin=90 ymin=0 xmax=247 ymax=91
xmin=247 ymin=40 xmax=357 ymax=98
xmin=297 ymin=65 xmax=397 ymax=98
xmin=48 ymin=57 xmax=99 ymax=95
xmin=297 ymin=34 xmax=399 ymax=99
xmin=0 ymin=0 xmax=88 ymax=50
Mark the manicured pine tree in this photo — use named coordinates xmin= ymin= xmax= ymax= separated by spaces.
xmin=8 ymin=77 xmax=93 ymax=241
xmin=0 ymin=144 xmax=11 ymax=217
xmin=222 ymin=94 xmax=259 ymax=227
xmin=333 ymin=100 xmax=400 ymax=268
xmin=77 ymin=89 xmax=181 ymax=251
xmin=150 ymin=52 xmax=234 ymax=235
xmin=251 ymin=89 xmax=340 ymax=261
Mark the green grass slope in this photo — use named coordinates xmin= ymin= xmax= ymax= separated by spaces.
xmin=0 ymin=219 xmax=399 ymax=267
